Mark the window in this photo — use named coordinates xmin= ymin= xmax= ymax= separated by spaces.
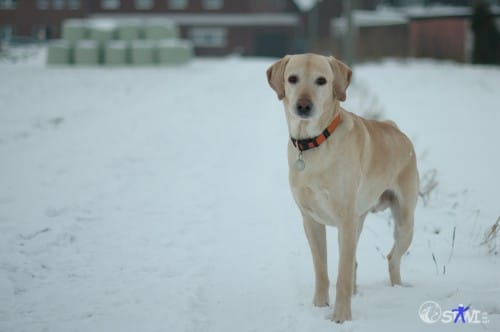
xmin=68 ymin=0 xmax=81 ymax=9
xmin=202 ymin=0 xmax=222 ymax=10
xmin=37 ymin=0 xmax=49 ymax=9
xmin=53 ymin=0 xmax=64 ymax=9
xmin=251 ymin=0 xmax=285 ymax=11
xmin=101 ymin=0 xmax=120 ymax=10
xmin=189 ymin=27 xmax=226 ymax=47
xmin=0 ymin=0 xmax=17 ymax=9
xmin=168 ymin=0 xmax=187 ymax=10
xmin=32 ymin=25 xmax=49 ymax=40
xmin=135 ymin=0 xmax=153 ymax=10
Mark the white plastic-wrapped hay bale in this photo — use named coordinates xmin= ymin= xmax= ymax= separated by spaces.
xmin=47 ymin=40 xmax=72 ymax=65
xmin=74 ymin=40 xmax=99 ymax=65
xmin=130 ymin=40 xmax=155 ymax=65
xmin=157 ymin=39 xmax=194 ymax=65
xmin=143 ymin=19 xmax=178 ymax=40
xmin=116 ymin=19 xmax=142 ymax=41
xmin=88 ymin=19 xmax=117 ymax=46
xmin=62 ymin=19 xmax=87 ymax=43
xmin=104 ymin=40 xmax=128 ymax=66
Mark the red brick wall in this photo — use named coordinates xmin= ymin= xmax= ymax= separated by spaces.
xmin=410 ymin=18 xmax=467 ymax=62
xmin=0 ymin=2 xmax=87 ymax=38
xmin=356 ymin=24 xmax=409 ymax=61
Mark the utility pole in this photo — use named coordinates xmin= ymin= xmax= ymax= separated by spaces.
xmin=342 ymin=0 xmax=355 ymax=66
xmin=306 ymin=0 xmax=321 ymax=52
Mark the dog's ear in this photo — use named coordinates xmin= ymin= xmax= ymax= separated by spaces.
xmin=328 ymin=56 xmax=352 ymax=102
xmin=266 ymin=55 xmax=290 ymax=100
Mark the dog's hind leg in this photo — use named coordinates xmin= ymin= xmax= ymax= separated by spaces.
xmin=387 ymin=182 xmax=417 ymax=286
xmin=303 ymin=214 xmax=330 ymax=307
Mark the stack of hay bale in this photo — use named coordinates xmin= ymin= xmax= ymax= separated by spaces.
xmin=47 ymin=18 xmax=194 ymax=66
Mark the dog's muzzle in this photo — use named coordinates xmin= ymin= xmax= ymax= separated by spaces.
xmin=295 ymin=98 xmax=313 ymax=118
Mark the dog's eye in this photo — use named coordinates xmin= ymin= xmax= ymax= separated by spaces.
xmin=316 ymin=77 xmax=327 ymax=86
xmin=288 ymin=75 xmax=298 ymax=84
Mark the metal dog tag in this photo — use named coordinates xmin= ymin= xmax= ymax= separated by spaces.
xmin=295 ymin=153 xmax=305 ymax=172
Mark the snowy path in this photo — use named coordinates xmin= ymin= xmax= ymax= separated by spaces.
xmin=1 ymin=55 xmax=499 ymax=331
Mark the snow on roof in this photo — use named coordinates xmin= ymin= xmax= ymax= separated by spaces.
xmin=92 ymin=13 xmax=299 ymax=27
xmin=166 ymin=14 xmax=299 ymax=26
xmin=378 ymin=5 xmax=500 ymax=19
xmin=332 ymin=10 xmax=408 ymax=29
xmin=332 ymin=4 xmax=498 ymax=30
xmin=356 ymin=10 xmax=408 ymax=26
xmin=402 ymin=5 xmax=471 ymax=18
xmin=87 ymin=18 xmax=117 ymax=30
xmin=293 ymin=0 xmax=317 ymax=12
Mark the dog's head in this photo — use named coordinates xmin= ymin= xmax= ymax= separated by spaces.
xmin=266 ymin=54 xmax=352 ymax=120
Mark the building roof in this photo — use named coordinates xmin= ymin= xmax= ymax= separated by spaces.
xmin=332 ymin=5 xmax=500 ymax=30
xmin=332 ymin=10 xmax=408 ymax=31
xmin=92 ymin=13 xmax=300 ymax=27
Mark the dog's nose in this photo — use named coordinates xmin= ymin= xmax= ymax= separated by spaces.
xmin=296 ymin=98 xmax=313 ymax=117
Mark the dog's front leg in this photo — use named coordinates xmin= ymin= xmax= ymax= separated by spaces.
xmin=332 ymin=222 xmax=357 ymax=323
xmin=303 ymin=215 xmax=329 ymax=307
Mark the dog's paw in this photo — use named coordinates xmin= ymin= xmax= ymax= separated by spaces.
xmin=313 ymin=293 xmax=329 ymax=307
xmin=391 ymin=282 xmax=412 ymax=288
xmin=331 ymin=305 xmax=352 ymax=323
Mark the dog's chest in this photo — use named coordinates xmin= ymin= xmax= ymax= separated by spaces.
xmin=291 ymin=182 xmax=340 ymax=226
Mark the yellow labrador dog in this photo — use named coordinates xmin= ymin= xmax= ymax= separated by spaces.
xmin=266 ymin=54 xmax=419 ymax=323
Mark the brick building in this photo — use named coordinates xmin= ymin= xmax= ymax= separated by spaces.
xmin=0 ymin=0 xmax=376 ymax=56
xmin=2 ymin=0 xmax=494 ymax=61
xmin=331 ymin=6 xmax=500 ymax=63
xmin=0 ymin=0 xmax=304 ymax=56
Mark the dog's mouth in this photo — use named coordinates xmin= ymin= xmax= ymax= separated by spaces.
xmin=289 ymin=108 xmax=316 ymax=121
xmin=296 ymin=110 xmax=313 ymax=119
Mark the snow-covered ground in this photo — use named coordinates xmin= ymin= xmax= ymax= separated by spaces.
xmin=1 ymin=49 xmax=499 ymax=332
